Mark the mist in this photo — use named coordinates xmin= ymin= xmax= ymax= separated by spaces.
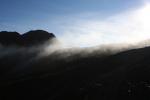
xmin=1 ymin=0 xmax=150 ymax=100
xmin=58 ymin=2 xmax=150 ymax=47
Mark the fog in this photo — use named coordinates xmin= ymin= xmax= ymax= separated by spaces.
xmin=58 ymin=2 xmax=150 ymax=47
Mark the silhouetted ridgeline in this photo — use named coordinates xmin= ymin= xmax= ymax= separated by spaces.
xmin=0 ymin=30 xmax=150 ymax=100
xmin=0 ymin=30 xmax=56 ymax=46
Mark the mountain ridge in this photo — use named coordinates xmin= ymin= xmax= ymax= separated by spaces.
xmin=0 ymin=30 xmax=150 ymax=100
xmin=0 ymin=30 xmax=56 ymax=46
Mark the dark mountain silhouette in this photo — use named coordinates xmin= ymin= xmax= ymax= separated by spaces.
xmin=0 ymin=31 xmax=22 ymax=46
xmin=22 ymin=30 xmax=56 ymax=46
xmin=0 ymin=30 xmax=150 ymax=100
xmin=0 ymin=30 xmax=56 ymax=46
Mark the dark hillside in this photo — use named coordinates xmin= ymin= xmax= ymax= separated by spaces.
xmin=0 ymin=30 xmax=149 ymax=100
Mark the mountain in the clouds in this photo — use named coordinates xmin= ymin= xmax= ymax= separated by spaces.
xmin=0 ymin=31 xmax=22 ymax=46
xmin=22 ymin=30 xmax=56 ymax=46
xmin=0 ymin=30 xmax=56 ymax=46
xmin=0 ymin=43 xmax=150 ymax=100
xmin=0 ymin=30 xmax=150 ymax=100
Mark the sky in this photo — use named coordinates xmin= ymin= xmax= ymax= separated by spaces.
xmin=0 ymin=0 xmax=150 ymax=47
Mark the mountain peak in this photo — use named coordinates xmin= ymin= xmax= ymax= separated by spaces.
xmin=0 ymin=30 xmax=56 ymax=46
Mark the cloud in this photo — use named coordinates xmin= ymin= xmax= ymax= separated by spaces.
xmin=57 ymin=3 xmax=150 ymax=47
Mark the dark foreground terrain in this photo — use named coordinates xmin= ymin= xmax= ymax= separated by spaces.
xmin=0 ymin=30 xmax=150 ymax=100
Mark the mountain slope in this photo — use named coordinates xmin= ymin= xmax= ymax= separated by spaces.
xmin=0 ymin=30 xmax=150 ymax=100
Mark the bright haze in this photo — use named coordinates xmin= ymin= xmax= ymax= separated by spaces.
xmin=0 ymin=0 xmax=150 ymax=47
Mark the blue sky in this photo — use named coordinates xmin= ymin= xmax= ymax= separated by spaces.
xmin=1 ymin=0 xmax=150 ymax=47
xmin=0 ymin=0 xmax=142 ymax=32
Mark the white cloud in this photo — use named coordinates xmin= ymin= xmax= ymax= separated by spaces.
xmin=57 ymin=2 xmax=150 ymax=47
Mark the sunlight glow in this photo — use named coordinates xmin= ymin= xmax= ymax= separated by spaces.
xmin=137 ymin=3 xmax=150 ymax=32
xmin=59 ymin=2 xmax=150 ymax=47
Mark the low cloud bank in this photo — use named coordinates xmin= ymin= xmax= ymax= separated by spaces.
xmin=58 ymin=3 xmax=150 ymax=47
